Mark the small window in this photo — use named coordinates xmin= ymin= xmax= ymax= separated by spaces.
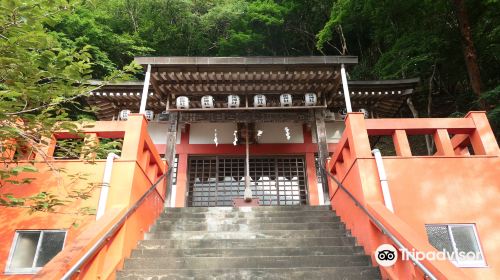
xmin=425 ymin=224 xmax=486 ymax=267
xmin=6 ymin=230 xmax=66 ymax=274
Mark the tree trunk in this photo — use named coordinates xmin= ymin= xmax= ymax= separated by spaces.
xmin=426 ymin=64 xmax=436 ymax=155
xmin=452 ymin=0 xmax=483 ymax=106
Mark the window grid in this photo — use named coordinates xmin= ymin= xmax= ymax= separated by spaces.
xmin=187 ymin=156 xmax=307 ymax=207
xmin=425 ymin=224 xmax=486 ymax=267
xmin=6 ymin=230 xmax=67 ymax=274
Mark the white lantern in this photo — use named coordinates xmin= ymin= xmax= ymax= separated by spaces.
xmin=280 ymin=94 xmax=293 ymax=107
xmin=304 ymin=93 xmax=317 ymax=106
xmin=144 ymin=110 xmax=154 ymax=121
xmin=227 ymin=95 xmax=240 ymax=108
xmin=119 ymin=109 xmax=131 ymax=121
xmin=201 ymin=95 xmax=214 ymax=108
xmin=254 ymin=94 xmax=266 ymax=107
xmin=176 ymin=96 xmax=189 ymax=109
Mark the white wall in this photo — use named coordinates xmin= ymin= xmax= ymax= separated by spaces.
xmin=147 ymin=122 xmax=181 ymax=145
xmin=189 ymin=123 xmax=237 ymax=144
xmin=255 ymin=122 xmax=304 ymax=143
xmin=188 ymin=122 xmax=304 ymax=144
xmin=148 ymin=121 xmax=343 ymax=145
xmin=312 ymin=121 xmax=345 ymax=143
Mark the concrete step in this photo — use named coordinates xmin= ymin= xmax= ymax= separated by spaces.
xmin=117 ymin=267 xmax=381 ymax=280
xmin=160 ymin=210 xmax=337 ymax=219
xmin=123 ymin=255 xmax=372 ymax=270
xmin=163 ymin=205 xmax=332 ymax=213
xmin=130 ymin=246 xmax=365 ymax=258
xmin=150 ymin=222 xmax=345 ymax=232
xmin=119 ymin=205 xmax=379 ymax=279
xmin=137 ymin=237 xmax=358 ymax=250
xmin=145 ymin=228 xmax=349 ymax=240
xmin=156 ymin=215 xmax=341 ymax=224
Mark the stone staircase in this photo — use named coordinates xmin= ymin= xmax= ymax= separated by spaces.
xmin=117 ymin=206 xmax=381 ymax=280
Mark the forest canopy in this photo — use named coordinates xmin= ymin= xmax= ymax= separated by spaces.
xmin=2 ymin=0 xmax=500 ymax=125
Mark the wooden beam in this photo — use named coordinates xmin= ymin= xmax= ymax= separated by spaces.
xmin=314 ymin=109 xmax=330 ymax=204
xmin=164 ymin=112 xmax=179 ymax=207
xmin=151 ymin=71 xmax=167 ymax=99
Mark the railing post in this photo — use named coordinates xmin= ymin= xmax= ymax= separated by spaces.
xmin=82 ymin=133 xmax=99 ymax=160
xmin=121 ymin=114 xmax=147 ymax=161
xmin=344 ymin=113 xmax=372 ymax=158
xmin=465 ymin=111 xmax=500 ymax=155
xmin=433 ymin=129 xmax=454 ymax=156
xmin=392 ymin=130 xmax=412 ymax=157
xmin=36 ymin=135 xmax=56 ymax=161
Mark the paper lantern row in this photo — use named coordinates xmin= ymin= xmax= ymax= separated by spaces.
xmin=119 ymin=109 xmax=155 ymax=121
xmin=175 ymin=93 xmax=318 ymax=109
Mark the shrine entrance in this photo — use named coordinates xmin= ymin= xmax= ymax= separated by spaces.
xmin=187 ymin=156 xmax=307 ymax=207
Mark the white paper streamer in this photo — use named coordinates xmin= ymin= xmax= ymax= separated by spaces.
xmin=284 ymin=127 xmax=290 ymax=141
xmin=214 ymin=129 xmax=218 ymax=146
xmin=233 ymin=130 xmax=238 ymax=146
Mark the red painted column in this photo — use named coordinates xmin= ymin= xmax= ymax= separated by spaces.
xmin=175 ymin=153 xmax=188 ymax=207
xmin=175 ymin=124 xmax=190 ymax=207
xmin=303 ymin=125 xmax=320 ymax=205
xmin=306 ymin=153 xmax=319 ymax=205
xmin=392 ymin=130 xmax=412 ymax=157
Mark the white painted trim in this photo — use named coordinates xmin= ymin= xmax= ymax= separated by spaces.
xmin=96 ymin=153 xmax=120 ymax=220
xmin=341 ymin=64 xmax=352 ymax=113
xmin=372 ymin=149 xmax=394 ymax=212
xmin=139 ymin=64 xmax=151 ymax=114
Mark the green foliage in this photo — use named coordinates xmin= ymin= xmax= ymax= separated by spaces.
xmin=53 ymin=138 xmax=85 ymax=159
xmin=316 ymin=0 xmax=499 ymax=127
xmin=95 ymin=138 xmax=123 ymax=159
xmin=315 ymin=0 xmax=350 ymax=51
xmin=51 ymin=3 xmax=153 ymax=77
xmin=26 ymin=191 xmax=68 ymax=213
xmin=0 ymin=0 xmax=138 ymax=212
xmin=481 ymin=86 xmax=500 ymax=137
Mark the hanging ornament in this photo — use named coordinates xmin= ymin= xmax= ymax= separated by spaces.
xmin=233 ymin=130 xmax=238 ymax=146
xmin=214 ymin=129 xmax=218 ymax=147
xmin=284 ymin=127 xmax=291 ymax=141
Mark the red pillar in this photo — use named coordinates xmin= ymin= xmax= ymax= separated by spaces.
xmin=306 ymin=153 xmax=319 ymax=205
xmin=465 ymin=111 xmax=500 ymax=155
xmin=175 ymin=124 xmax=190 ymax=207
xmin=303 ymin=125 xmax=320 ymax=205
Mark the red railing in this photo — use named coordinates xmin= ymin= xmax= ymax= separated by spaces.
xmin=325 ymin=111 xmax=499 ymax=280
xmin=33 ymin=114 xmax=168 ymax=279
xmin=329 ymin=111 xmax=499 ymax=181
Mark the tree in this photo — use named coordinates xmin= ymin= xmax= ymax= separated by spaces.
xmin=51 ymin=2 xmax=152 ymax=77
xmin=0 ymin=0 xmax=137 ymax=212
xmin=316 ymin=0 xmax=499 ymax=149
xmin=452 ymin=0 xmax=482 ymax=102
